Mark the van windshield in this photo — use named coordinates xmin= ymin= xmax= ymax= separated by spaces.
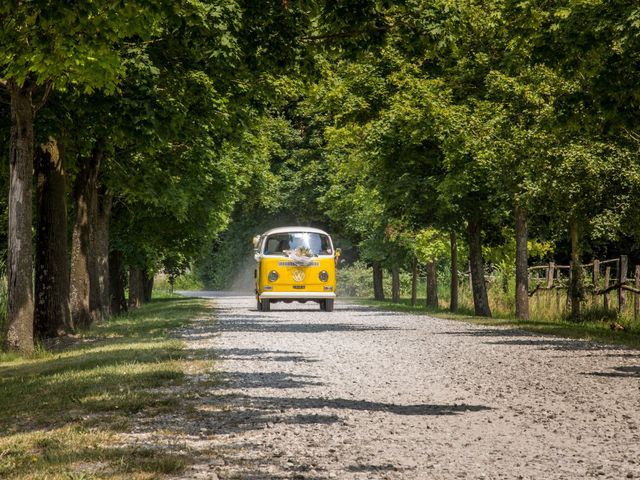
xmin=263 ymin=232 xmax=332 ymax=256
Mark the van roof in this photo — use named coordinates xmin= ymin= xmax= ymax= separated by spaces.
xmin=260 ymin=226 xmax=330 ymax=236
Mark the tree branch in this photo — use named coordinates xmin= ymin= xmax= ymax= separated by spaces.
xmin=33 ymin=81 xmax=53 ymax=113
xmin=621 ymin=284 xmax=640 ymax=294
xmin=528 ymin=283 xmax=542 ymax=297
xmin=0 ymin=78 xmax=8 ymax=89
xmin=300 ymin=27 xmax=387 ymax=43
xmin=123 ymin=38 xmax=166 ymax=47
xmin=593 ymin=282 xmax=640 ymax=295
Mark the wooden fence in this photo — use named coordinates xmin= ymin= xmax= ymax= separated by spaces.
xmin=528 ymin=255 xmax=640 ymax=319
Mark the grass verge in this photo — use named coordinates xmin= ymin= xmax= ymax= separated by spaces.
xmin=0 ymin=297 xmax=212 ymax=479
xmin=354 ymin=298 xmax=640 ymax=350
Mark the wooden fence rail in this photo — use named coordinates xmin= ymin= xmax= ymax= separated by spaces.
xmin=528 ymin=255 xmax=640 ymax=320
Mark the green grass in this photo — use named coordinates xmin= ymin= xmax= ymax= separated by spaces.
xmin=355 ymin=297 xmax=640 ymax=349
xmin=0 ymin=297 xmax=212 ymax=479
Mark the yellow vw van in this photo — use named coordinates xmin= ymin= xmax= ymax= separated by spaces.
xmin=253 ymin=227 xmax=339 ymax=312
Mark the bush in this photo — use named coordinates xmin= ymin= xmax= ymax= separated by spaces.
xmin=567 ymin=306 xmax=620 ymax=323
xmin=337 ymin=262 xmax=428 ymax=299
xmin=154 ymin=272 xmax=203 ymax=292
xmin=172 ymin=273 xmax=204 ymax=290
xmin=337 ymin=261 xmax=372 ymax=297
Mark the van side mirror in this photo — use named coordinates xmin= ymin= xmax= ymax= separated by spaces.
xmin=252 ymin=235 xmax=260 ymax=248
xmin=335 ymin=248 xmax=342 ymax=257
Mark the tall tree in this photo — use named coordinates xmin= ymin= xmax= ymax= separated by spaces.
xmin=34 ymin=138 xmax=72 ymax=337
xmin=4 ymin=80 xmax=35 ymax=352
xmin=0 ymin=1 xmax=168 ymax=352
xmin=70 ymin=141 xmax=103 ymax=327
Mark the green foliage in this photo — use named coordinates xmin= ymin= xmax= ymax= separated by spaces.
xmin=336 ymin=261 xmax=375 ymax=297
xmin=155 ymin=272 xmax=203 ymax=293
xmin=337 ymin=261 xmax=431 ymax=299
xmin=483 ymin=232 xmax=553 ymax=274
xmin=0 ymin=1 xmax=168 ymax=91
xmin=415 ymin=228 xmax=450 ymax=263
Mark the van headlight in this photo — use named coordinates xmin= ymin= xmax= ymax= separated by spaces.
xmin=268 ymin=270 xmax=279 ymax=282
xmin=319 ymin=270 xmax=329 ymax=282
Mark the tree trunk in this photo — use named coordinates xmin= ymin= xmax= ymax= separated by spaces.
xmin=450 ymin=231 xmax=459 ymax=312
xmin=569 ymin=217 xmax=583 ymax=322
xmin=391 ymin=265 xmax=400 ymax=303
xmin=515 ymin=202 xmax=529 ymax=320
xmin=467 ymin=212 xmax=492 ymax=317
xmin=34 ymin=138 xmax=72 ymax=338
xmin=129 ymin=267 xmax=144 ymax=309
xmin=5 ymin=81 xmax=35 ymax=354
xmin=109 ymin=250 xmax=127 ymax=315
xmin=142 ymin=269 xmax=154 ymax=303
xmin=95 ymin=191 xmax=112 ymax=320
xmin=372 ymin=262 xmax=385 ymax=301
xmin=410 ymin=258 xmax=417 ymax=307
xmin=426 ymin=261 xmax=438 ymax=308
xmin=70 ymin=142 xmax=102 ymax=328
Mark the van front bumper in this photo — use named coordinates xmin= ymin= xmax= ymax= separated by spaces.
xmin=258 ymin=291 xmax=336 ymax=300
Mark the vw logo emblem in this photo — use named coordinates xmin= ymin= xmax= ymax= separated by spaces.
xmin=293 ymin=270 xmax=305 ymax=282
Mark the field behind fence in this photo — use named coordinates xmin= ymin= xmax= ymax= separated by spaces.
xmin=528 ymin=255 xmax=640 ymax=322
xmin=338 ymin=258 xmax=640 ymax=325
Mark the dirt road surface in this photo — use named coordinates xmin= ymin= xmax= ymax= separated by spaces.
xmin=141 ymin=294 xmax=640 ymax=479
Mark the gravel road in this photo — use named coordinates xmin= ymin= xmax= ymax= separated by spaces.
xmin=152 ymin=293 xmax=639 ymax=479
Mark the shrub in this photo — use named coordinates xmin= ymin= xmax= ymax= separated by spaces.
xmin=337 ymin=261 xmax=372 ymax=297
xmin=154 ymin=272 xmax=203 ymax=292
xmin=338 ymin=262 xmax=432 ymax=299
xmin=567 ymin=306 xmax=620 ymax=323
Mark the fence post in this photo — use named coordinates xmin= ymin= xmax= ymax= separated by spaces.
xmin=592 ymin=260 xmax=599 ymax=307
xmin=546 ymin=262 xmax=555 ymax=288
xmin=635 ymin=265 xmax=640 ymax=321
xmin=556 ymin=268 xmax=562 ymax=312
xmin=604 ymin=266 xmax=611 ymax=311
xmin=619 ymin=255 xmax=628 ymax=313
xmin=566 ymin=267 xmax=572 ymax=310
xmin=546 ymin=262 xmax=555 ymax=310
xmin=410 ymin=258 xmax=417 ymax=307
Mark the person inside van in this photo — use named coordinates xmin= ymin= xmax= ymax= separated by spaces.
xmin=277 ymin=239 xmax=290 ymax=252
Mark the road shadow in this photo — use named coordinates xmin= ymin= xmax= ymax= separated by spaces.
xmin=439 ymin=328 xmax=616 ymax=352
xmin=214 ymin=371 xmax=325 ymax=389
xmin=116 ymin=387 xmax=492 ymax=444
xmin=212 ymin=348 xmax=320 ymax=363
xmin=210 ymin=317 xmax=404 ymax=334
xmin=347 ymin=463 xmax=402 ymax=473
xmin=240 ymin=307 xmax=385 ymax=315
xmin=586 ymin=365 xmax=640 ymax=378
xmin=439 ymin=328 xmax=531 ymax=338
xmin=353 ymin=312 xmax=418 ymax=317
xmin=199 ymin=393 xmax=491 ymax=420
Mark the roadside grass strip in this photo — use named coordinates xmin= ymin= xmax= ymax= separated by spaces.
xmin=0 ymin=297 xmax=212 ymax=479
xmin=356 ymin=298 xmax=640 ymax=350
